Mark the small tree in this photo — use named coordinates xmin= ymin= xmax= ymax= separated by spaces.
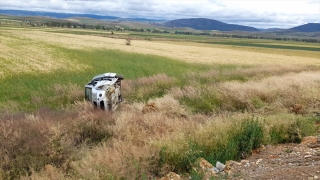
xmin=125 ymin=37 xmax=132 ymax=45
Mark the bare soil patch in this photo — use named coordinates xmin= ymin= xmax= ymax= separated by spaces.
xmin=229 ymin=142 xmax=320 ymax=180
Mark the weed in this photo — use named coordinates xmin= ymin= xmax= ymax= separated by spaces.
xmin=157 ymin=118 xmax=263 ymax=174
xmin=125 ymin=37 xmax=132 ymax=45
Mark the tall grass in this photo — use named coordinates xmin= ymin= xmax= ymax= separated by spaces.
xmin=174 ymin=70 xmax=320 ymax=114
xmin=1 ymin=70 xmax=320 ymax=179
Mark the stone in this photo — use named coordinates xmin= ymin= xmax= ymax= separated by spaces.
xmin=216 ymin=161 xmax=225 ymax=172
xmin=252 ymin=147 xmax=262 ymax=155
xmin=213 ymin=167 xmax=220 ymax=173
xmin=225 ymin=160 xmax=241 ymax=169
xmin=300 ymin=136 xmax=318 ymax=145
xmin=199 ymin=158 xmax=214 ymax=169
xmin=256 ymin=159 xmax=263 ymax=164
xmin=160 ymin=172 xmax=180 ymax=180
xmin=204 ymin=169 xmax=218 ymax=178
xmin=194 ymin=158 xmax=218 ymax=178
xmin=225 ymin=160 xmax=240 ymax=175
xmin=241 ymin=160 xmax=249 ymax=164
xmin=308 ymin=144 xmax=320 ymax=148
xmin=304 ymin=155 xmax=312 ymax=158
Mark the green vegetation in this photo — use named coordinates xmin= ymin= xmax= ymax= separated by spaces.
xmin=0 ymin=46 xmax=211 ymax=111
xmin=158 ymin=118 xmax=264 ymax=173
xmin=207 ymin=41 xmax=320 ymax=51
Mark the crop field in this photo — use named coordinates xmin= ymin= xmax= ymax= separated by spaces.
xmin=2 ymin=28 xmax=320 ymax=67
xmin=1 ymin=25 xmax=320 ymax=179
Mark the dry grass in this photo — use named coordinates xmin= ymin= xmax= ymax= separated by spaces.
xmin=2 ymin=90 xmax=319 ymax=179
xmin=158 ymin=40 xmax=320 ymax=59
xmin=122 ymin=74 xmax=177 ymax=102
xmin=169 ymin=69 xmax=320 ymax=114
xmin=0 ymin=29 xmax=89 ymax=78
xmin=46 ymin=83 xmax=83 ymax=104
xmin=70 ymin=95 xmax=200 ymax=178
xmin=218 ymin=71 xmax=320 ymax=111
xmin=6 ymin=28 xmax=320 ymax=66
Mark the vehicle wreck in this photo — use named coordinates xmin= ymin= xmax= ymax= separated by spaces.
xmin=85 ymin=73 xmax=124 ymax=111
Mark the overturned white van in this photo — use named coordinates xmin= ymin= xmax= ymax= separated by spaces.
xmin=85 ymin=73 xmax=124 ymax=110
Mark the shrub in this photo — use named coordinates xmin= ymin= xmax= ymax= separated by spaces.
xmin=269 ymin=117 xmax=317 ymax=144
xmin=125 ymin=37 xmax=132 ymax=45
xmin=157 ymin=118 xmax=263 ymax=174
xmin=234 ymin=119 xmax=263 ymax=158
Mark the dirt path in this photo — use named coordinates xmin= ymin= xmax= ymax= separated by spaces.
xmin=228 ymin=137 xmax=320 ymax=180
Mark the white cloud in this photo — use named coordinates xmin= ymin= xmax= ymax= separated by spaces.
xmin=0 ymin=0 xmax=319 ymax=28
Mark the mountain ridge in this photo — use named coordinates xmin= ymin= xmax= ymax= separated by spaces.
xmin=1 ymin=9 xmax=319 ymax=32
xmin=289 ymin=23 xmax=320 ymax=32
xmin=0 ymin=9 xmax=162 ymax=22
xmin=164 ymin=18 xmax=260 ymax=32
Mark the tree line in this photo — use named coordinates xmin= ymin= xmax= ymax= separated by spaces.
xmin=16 ymin=20 xmax=319 ymax=43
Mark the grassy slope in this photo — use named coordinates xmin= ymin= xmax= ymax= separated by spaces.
xmin=1 ymin=26 xmax=319 ymax=110
xmin=0 ymin=44 xmax=211 ymax=111
xmin=0 ymin=25 xmax=320 ymax=179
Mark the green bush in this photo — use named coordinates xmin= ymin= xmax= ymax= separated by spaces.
xmin=235 ymin=119 xmax=263 ymax=158
xmin=157 ymin=118 xmax=264 ymax=174
xmin=270 ymin=117 xmax=317 ymax=144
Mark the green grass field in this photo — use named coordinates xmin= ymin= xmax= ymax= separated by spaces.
xmin=0 ymin=46 xmax=212 ymax=111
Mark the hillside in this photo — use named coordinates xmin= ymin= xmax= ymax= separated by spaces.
xmin=290 ymin=23 xmax=320 ymax=32
xmin=0 ymin=9 xmax=162 ymax=22
xmin=164 ymin=18 xmax=260 ymax=31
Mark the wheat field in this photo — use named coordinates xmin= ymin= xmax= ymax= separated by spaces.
xmin=1 ymin=28 xmax=319 ymax=76
xmin=0 ymin=29 xmax=89 ymax=78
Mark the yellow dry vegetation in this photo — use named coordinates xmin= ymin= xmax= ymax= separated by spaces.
xmin=2 ymin=28 xmax=319 ymax=78
xmin=10 ymin=28 xmax=319 ymax=66
xmin=254 ymin=42 xmax=320 ymax=48
xmin=0 ymin=29 xmax=89 ymax=78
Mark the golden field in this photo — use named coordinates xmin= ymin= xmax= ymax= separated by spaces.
xmin=1 ymin=27 xmax=319 ymax=78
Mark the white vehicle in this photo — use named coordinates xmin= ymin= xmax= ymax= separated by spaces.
xmin=85 ymin=73 xmax=124 ymax=110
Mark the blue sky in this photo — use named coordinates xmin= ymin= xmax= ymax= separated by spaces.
xmin=0 ymin=0 xmax=319 ymax=28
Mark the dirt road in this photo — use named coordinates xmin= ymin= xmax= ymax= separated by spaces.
xmin=228 ymin=137 xmax=320 ymax=180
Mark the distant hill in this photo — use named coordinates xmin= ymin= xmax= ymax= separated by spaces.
xmin=164 ymin=18 xmax=260 ymax=32
xmin=289 ymin=23 xmax=320 ymax=32
xmin=0 ymin=9 xmax=162 ymax=22
xmin=259 ymin=28 xmax=283 ymax=32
